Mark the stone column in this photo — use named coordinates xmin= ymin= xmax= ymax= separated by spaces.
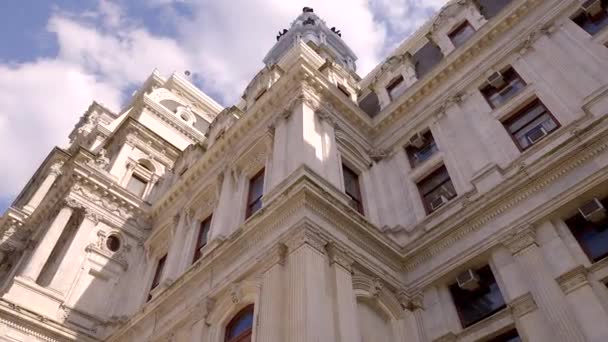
xmin=256 ymin=243 xmax=287 ymax=342
xmin=23 ymin=162 xmax=63 ymax=214
xmin=490 ymin=246 xmax=555 ymax=341
xmin=400 ymin=293 xmax=426 ymax=342
xmin=503 ymin=228 xmax=586 ymax=342
xmin=538 ymin=220 xmax=608 ymax=342
xmin=209 ymin=169 xmax=237 ymax=241
xmin=284 ymin=227 xmax=336 ymax=342
xmin=21 ymin=201 xmax=76 ymax=281
xmin=326 ymin=243 xmax=360 ymax=342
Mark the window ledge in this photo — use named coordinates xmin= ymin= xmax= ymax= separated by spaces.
xmin=592 ymin=25 xmax=608 ymax=44
xmin=409 ymin=152 xmax=445 ymax=182
xmin=456 ymin=307 xmax=512 ymax=342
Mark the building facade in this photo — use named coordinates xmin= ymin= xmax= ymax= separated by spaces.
xmin=1 ymin=0 xmax=608 ymax=341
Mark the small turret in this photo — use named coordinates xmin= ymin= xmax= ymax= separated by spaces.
xmin=263 ymin=7 xmax=358 ymax=72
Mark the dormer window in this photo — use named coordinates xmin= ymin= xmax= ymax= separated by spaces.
xmin=448 ymin=21 xmax=476 ymax=48
xmin=386 ymin=75 xmax=407 ymax=101
xmin=572 ymin=0 xmax=608 ymax=36
xmin=480 ymin=67 xmax=526 ymax=109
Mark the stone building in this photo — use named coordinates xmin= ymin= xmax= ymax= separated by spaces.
xmin=1 ymin=0 xmax=608 ymax=341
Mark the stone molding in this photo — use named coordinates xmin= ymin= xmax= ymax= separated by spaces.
xmin=556 ymin=266 xmax=589 ymax=295
xmin=283 ymin=224 xmax=328 ymax=255
xmin=509 ymin=292 xmax=537 ymax=318
xmin=433 ymin=332 xmax=457 ymax=342
xmin=501 ymin=227 xmax=538 ymax=255
xmin=325 ymin=242 xmax=354 ymax=271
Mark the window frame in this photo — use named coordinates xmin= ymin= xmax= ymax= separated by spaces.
xmin=449 ymin=265 xmax=507 ymax=328
xmin=192 ymin=215 xmax=212 ymax=263
xmin=386 ymin=74 xmax=406 ymax=101
xmin=479 ymin=66 xmax=527 ymax=109
xmin=245 ymin=169 xmax=265 ymax=219
xmin=225 ymin=304 xmax=255 ymax=342
xmin=416 ymin=165 xmax=457 ymax=214
xmin=148 ymin=254 xmax=167 ymax=301
xmin=565 ymin=200 xmax=608 ymax=263
xmin=342 ymin=164 xmax=364 ymax=215
xmin=337 ymin=83 xmax=351 ymax=98
xmin=448 ymin=20 xmax=476 ymax=48
xmin=405 ymin=130 xmax=439 ymax=168
xmin=501 ymin=98 xmax=560 ymax=151
xmin=571 ymin=1 xmax=608 ymax=36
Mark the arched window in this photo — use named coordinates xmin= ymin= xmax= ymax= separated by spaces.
xmin=225 ymin=305 xmax=254 ymax=342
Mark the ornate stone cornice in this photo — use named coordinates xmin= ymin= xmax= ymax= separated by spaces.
xmin=257 ymin=242 xmax=288 ymax=274
xmin=283 ymin=224 xmax=328 ymax=254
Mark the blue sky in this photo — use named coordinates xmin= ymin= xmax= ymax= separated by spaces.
xmin=0 ymin=0 xmax=445 ymax=214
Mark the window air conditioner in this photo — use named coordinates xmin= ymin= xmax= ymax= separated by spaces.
xmin=579 ymin=198 xmax=607 ymax=223
xmin=410 ymin=132 xmax=427 ymax=148
xmin=457 ymin=269 xmax=480 ymax=291
xmin=582 ymin=0 xmax=604 ymax=17
xmin=526 ymin=125 xmax=548 ymax=144
xmin=429 ymin=196 xmax=447 ymax=211
xmin=488 ymin=71 xmax=506 ymax=89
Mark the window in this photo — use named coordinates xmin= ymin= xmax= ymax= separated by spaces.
xmin=342 ymin=164 xmax=363 ymax=214
xmin=246 ymin=169 xmax=265 ymax=219
xmin=449 ymin=265 xmax=506 ymax=328
xmin=406 ymin=131 xmax=439 ymax=168
xmin=127 ymin=174 xmax=148 ymax=197
xmin=359 ymin=92 xmax=381 ymax=118
xmin=572 ymin=0 xmax=608 ymax=36
xmin=386 ymin=75 xmax=407 ymax=101
xmin=412 ymin=41 xmax=444 ymax=79
xmin=480 ymin=67 xmax=526 ymax=109
xmin=106 ymin=234 xmax=121 ymax=252
xmin=148 ymin=254 xmax=167 ymax=301
xmin=225 ymin=305 xmax=254 ymax=342
xmin=485 ymin=329 xmax=522 ymax=342
xmin=477 ymin=0 xmax=514 ymax=19
xmin=417 ymin=166 xmax=456 ymax=214
xmin=337 ymin=84 xmax=351 ymax=98
xmin=449 ymin=21 xmax=476 ymax=48
xmin=565 ymin=199 xmax=608 ymax=262
xmin=192 ymin=215 xmax=212 ymax=263
xmin=502 ymin=99 xmax=559 ymax=151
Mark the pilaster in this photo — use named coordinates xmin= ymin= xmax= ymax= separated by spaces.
xmin=325 ymin=242 xmax=359 ymax=342
xmin=21 ymin=201 xmax=77 ymax=281
xmin=502 ymin=227 xmax=586 ymax=342
xmin=23 ymin=162 xmax=63 ymax=214
xmin=256 ymin=243 xmax=287 ymax=342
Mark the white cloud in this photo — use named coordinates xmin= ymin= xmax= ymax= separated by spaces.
xmin=0 ymin=0 xmax=447 ymax=200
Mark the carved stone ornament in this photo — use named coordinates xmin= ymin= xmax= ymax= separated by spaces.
xmin=259 ymin=242 xmax=288 ymax=272
xmin=284 ymin=226 xmax=328 ymax=254
xmin=64 ymin=198 xmax=82 ymax=210
xmin=370 ymin=278 xmax=384 ymax=298
xmin=84 ymin=209 xmax=101 ymax=225
xmin=202 ymin=297 xmax=216 ymax=325
xmin=368 ymin=148 xmax=392 ymax=163
xmin=556 ymin=266 xmax=589 ymax=294
xmin=502 ymin=227 xmax=537 ymax=255
xmin=230 ymin=283 xmax=242 ymax=304
xmin=399 ymin=291 xmax=424 ymax=311
xmin=325 ymin=242 xmax=354 ymax=271
xmin=49 ymin=162 xmax=64 ymax=177
xmin=88 ymin=148 xmax=110 ymax=170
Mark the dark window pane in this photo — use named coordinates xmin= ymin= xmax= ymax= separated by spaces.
xmin=337 ymin=84 xmax=351 ymax=98
xmin=406 ymin=131 xmax=439 ymax=168
xmin=503 ymin=99 xmax=559 ymax=150
xmin=150 ymin=254 xmax=167 ymax=291
xmin=359 ymin=92 xmax=381 ymax=118
xmin=412 ymin=41 xmax=444 ymax=79
xmin=449 ymin=21 xmax=476 ymax=48
xmin=477 ymin=0 xmax=514 ymax=19
xmin=449 ymin=265 xmax=506 ymax=328
xmin=193 ymin=215 xmax=212 ymax=263
xmin=342 ymin=165 xmax=363 ymax=214
xmin=246 ymin=170 xmax=265 ymax=218
xmin=486 ymin=329 xmax=521 ymax=342
xmin=572 ymin=1 xmax=608 ymax=36
xmin=566 ymin=201 xmax=608 ymax=262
